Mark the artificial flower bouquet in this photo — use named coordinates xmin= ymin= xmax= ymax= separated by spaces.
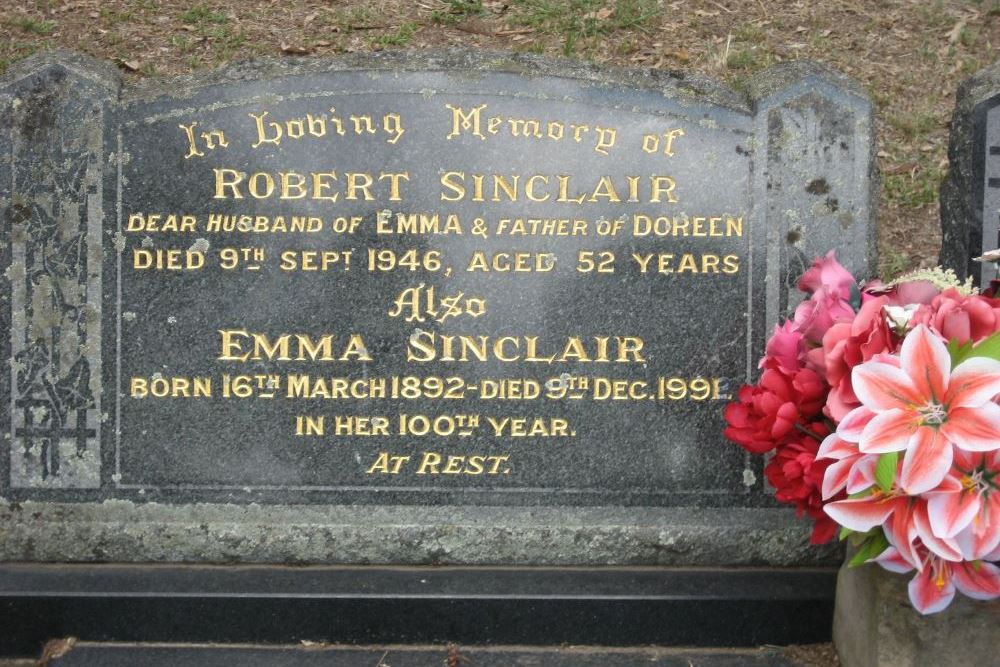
xmin=724 ymin=252 xmax=1000 ymax=614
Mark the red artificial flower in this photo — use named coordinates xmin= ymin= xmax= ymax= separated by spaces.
xmin=764 ymin=422 xmax=842 ymax=544
xmin=723 ymin=364 xmax=826 ymax=455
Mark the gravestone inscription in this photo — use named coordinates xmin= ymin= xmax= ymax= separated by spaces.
xmin=0 ymin=51 xmax=873 ymax=566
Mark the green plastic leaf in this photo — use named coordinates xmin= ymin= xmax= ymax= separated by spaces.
xmin=948 ymin=338 xmax=974 ymax=366
xmin=965 ymin=330 xmax=1000 ymax=363
xmin=875 ymin=451 xmax=898 ymax=493
xmin=848 ymin=531 xmax=890 ymax=568
xmin=849 ymin=283 xmax=862 ymax=311
xmin=838 ymin=526 xmax=854 ymax=541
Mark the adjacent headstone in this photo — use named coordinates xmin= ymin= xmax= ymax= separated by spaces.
xmin=0 ymin=50 xmax=874 ymax=651
xmin=833 ymin=558 xmax=1000 ymax=667
xmin=941 ymin=59 xmax=1000 ymax=283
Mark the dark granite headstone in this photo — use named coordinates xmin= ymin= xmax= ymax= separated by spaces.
xmin=942 ymin=60 xmax=1000 ymax=284
xmin=0 ymin=50 xmax=873 ymax=652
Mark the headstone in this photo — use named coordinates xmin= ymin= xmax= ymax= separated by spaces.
xmin=0 ymin=50 xmax=874 ymax=653
xmin=941 ymin=60 xmax=1000 ymax=283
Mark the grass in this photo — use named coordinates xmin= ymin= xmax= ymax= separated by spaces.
xmin=8 ymin=15 xmax=56 ymax=36
xmin=0 ymin=41 xmax=39 ymax=76
xmin=511 ymin=0 xmax=660 ymax=56
xmin=373 ymin=22 xmax=419 ymax=48
xmin=880 ymin=248 xmax=917 ymax=280
xmin=726 ymin=49 xmax=761 ymax=70
xmin=887 ymin=110 xmax=939 ymax=142
xmin=884 ymin=166 xmax=943 ymax=210
xmin=181 ymin=4 xmax=229 ymax=25
xmin=431 ymin=0 xmax=486 ymax=25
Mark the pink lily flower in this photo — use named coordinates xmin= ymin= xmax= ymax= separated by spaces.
xmin=817 ymin=409 xmax=877 ymax=501
xmin=926 ymin=450 xmax=1000 ymax=560
xmin=848 ymin=324 xmax=1000 ymax=494
xmin=872 ymin=543 xmax=1000 ymax=615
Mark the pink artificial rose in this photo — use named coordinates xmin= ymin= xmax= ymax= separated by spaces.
xmin=821 ymin=295 xmax=896 ymax=421
xmin=863 ymin=279 xmax=941 ymax=306
xmin=798 ymin=250 xmax=856 ymax=299
xmin=911 ymin=288 xmax=1000 ymax=345
xmin=794 ymin=288 xmax=856 ymax=343
xmin=763 ymin=321 xmax=805 ymax=373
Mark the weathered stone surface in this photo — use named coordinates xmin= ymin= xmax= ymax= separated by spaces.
xmin=833 ymin=559 xmax=1000 ymax=667
xmin=941 ymin=59 xmax=1000 ymax=283
xmin=0 ymin=50 xmax=870 ymax=565
xmin=0 ymin=501 xmax=838 ymax=565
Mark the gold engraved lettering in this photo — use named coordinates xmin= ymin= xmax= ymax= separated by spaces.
xmin=280 ymin=172 xmax=308 ymax=199
xmin=509 ymin=118 xmax=542 ymax=138
xmin=130 ymin=376 xmax=211 ymax=398
xmin=525 ymin=175 xmax=550 ymax=202
xmin=379 ymin=171 xmax=409 ymax=201
xmin=406 ymin=332 xmax=644 ymax=363
xmin=218 ymin=330 xmax=372 ymax=362
xmin=662 ymin=128 xmax=685 ymax=155
xmin=632 ymin=215 xmax=743 ymax=237
xmin=327 ymin=108 xmax=347 ymax=135
xmin=249 ymin=111 xmax=282 ymax=148
xmin=594 ymin=126 xmax=617 ymax=155
xmin=345 ymin=172 xmax=374 ymax=201
xmin=446 ymin=103 xmax=487 ymax=140
xmin=286 ymin=119 xmax=305 ymax=139
xmin=440 ymin=171 xmax=465 ymax=201
xmin=311 ymin=172 xmax=339 ymax=202
xmin=212 ymin=170 xmax=406 ymax=202
xmin=213 ymin=168 xmax=244 ymax=199
xmin=415 ymin=452 xmax=509 ymax=475
xmin=248 ymin=172 xmax=275 ymax=199
xmin=642 ymin=128 xmax=685 ymax=156
xmin=178 ymin=122 xmax=204 ymax=159
xmin=492 ymin=174 xmax=519 ymax=202
xmin=295 ymin=415 xmax=325 ymax=436
xmin=126 ymin=214 xmax=197 ymax=233
xmin=307 ymin=114 xmax=327 ymax=137
xmin=383 ymin=113 xmax=405 ymax=144
xmin=440 ymin=173 xmax=675 ymax=205
xmin=367 ymin=452 xmax=410 ymax=474
xmin=350 ymin=114 xmax=376 ymax=134
xmin=631 ymin=253 xmax=741 ymax=275
xmin=649 ymin=176 xmax=678 ymax=203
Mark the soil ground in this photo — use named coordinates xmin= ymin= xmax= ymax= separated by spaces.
xmin=3 ymin=0 xmax=999 ymax=277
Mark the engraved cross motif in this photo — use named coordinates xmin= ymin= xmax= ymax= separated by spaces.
xmin=13 ymin=399 xmax=96 ymax=479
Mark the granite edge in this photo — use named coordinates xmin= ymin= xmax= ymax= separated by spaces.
xmin=0 ymin=501 xmax=843 ymax=566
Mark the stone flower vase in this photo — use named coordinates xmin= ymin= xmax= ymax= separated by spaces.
xmin=833 ymin=559 xmax=1000 ymax=667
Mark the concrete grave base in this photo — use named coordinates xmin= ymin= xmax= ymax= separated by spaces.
xmin=833 ymin=559 xmax=1000 ymax=667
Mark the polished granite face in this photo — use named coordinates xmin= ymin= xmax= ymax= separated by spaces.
xmin=941 ymin=60 xmax=1000 ymax=284
xmin=0 ymin=51 xmax=872 ymax=564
